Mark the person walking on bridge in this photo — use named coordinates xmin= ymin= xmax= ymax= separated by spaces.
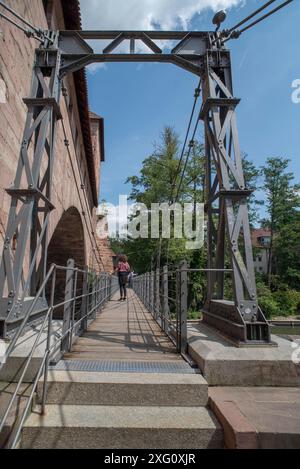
xmin=116 ymin=255 xmax=131 ymax=301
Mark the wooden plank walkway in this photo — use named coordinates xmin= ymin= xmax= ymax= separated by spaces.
xmin=64 ymin=289 xmax=181 ymax=362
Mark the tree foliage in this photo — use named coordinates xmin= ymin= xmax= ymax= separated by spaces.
xmin=260 ymin=157 xmax=300 ymax=285
xmin=116 ymin=127 xmax=206 ymax=272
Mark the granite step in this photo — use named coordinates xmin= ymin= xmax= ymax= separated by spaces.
xmin=21 ymin=404 xmax=223 ymax=449
xmin=37 ymin=369 xmax=208 ymax=406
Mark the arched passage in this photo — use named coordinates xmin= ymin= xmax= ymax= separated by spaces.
xmin=47 ymin=207 xmax=86 ymax=317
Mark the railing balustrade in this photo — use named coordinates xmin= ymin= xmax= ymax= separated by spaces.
xmin=0 ymin=260 xmax=118 ymax=448
xmin=133 ymin=261 xmax=189 ymax=355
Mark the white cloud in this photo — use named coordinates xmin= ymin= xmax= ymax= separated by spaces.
xmin=79 ymin=0 xmax=246 ymax=31
xmin=86 ymin=62 xmax=107 ymax=74
xmin=98 ymin=198 xmax=136 ymax=237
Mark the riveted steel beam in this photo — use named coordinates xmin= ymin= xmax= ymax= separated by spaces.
xmin=200 ymin=50 xmax=271 ymax=344
xmin=58 ymin=30 xmax=213 ymax=77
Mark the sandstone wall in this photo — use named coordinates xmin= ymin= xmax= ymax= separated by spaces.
xmin=0 ymin=0 xmax=101 ymax=276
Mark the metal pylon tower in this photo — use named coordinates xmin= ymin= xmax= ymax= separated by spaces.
xmin=200 ymin=49 xmax=269 ymax=343
xmin=0 ymin=32 xmax=62 ymax=336
xmin=0 ymin=27 xmax=271 ymax=344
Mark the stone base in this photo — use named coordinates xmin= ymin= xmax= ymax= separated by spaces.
xmin=0 ymin=321 xmax=63 ymax=383
xmin=187 ymin=322 xmax=300 ymax=386
xmin=209 ymin=387 xmax=300 ymax=449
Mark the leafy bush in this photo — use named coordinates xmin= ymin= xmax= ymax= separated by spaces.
xmin=257 ymin=280 xmax=280 ymax=318
xmin=257 ymin=277 xmax=300 ymax=318
xmin=187 ymin=309 xmax=202 ymax=320
xmin=272 ymin=290 xmax=300 ymax=316
xmin=259 ymin=295 xmax=281 ymax=319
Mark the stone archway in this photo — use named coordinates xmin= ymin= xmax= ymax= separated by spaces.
xmin=47 ymin=207 xmax=85 ymax=317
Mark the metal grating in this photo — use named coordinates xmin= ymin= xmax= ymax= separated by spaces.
xmin=51 ymin=359 xmax=199 ymax=374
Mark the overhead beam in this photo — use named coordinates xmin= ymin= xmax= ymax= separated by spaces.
xmin=75 ymin=30 xmax=210 ymax=40
xmin=60 ymin=53 xmax=202 ymax=76
xmin=59 ymin=30 xmax=212 ymax=76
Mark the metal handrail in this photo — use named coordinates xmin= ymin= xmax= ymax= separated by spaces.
xmin=0 ymin=261 xmax=118 ymax=449
xmin=133 ymin=263 xmax=185 ymax=354
xmin=133 ymin=262 xmax=231 ymax=356
xmin=9 ymin=284 xmax=117 ymax=448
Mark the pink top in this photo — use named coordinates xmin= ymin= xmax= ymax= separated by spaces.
xmin=118 ymin=261 xmax=130 ymax=273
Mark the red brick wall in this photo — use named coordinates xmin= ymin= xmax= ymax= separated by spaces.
xmin=96 ymin=216 xmax=116 ymax=274
xmin=0 ymin=1 xmax=101 ymax=275
xmin=90 ymin=118 xmax=101 ymax=197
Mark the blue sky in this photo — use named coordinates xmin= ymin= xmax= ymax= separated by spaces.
xmin=81 ymin=0 xmax=300 ymax=213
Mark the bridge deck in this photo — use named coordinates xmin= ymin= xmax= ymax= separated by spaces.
xmin=64 ymin=289 xmax=181 ymax=363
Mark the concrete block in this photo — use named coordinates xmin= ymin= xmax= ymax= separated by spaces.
xmin=209 ymin=386 xmax=300 ymax=449
xmin=0 ymin=321 xmax=63 ymax=383
xmin=187 ymin=322 xmax=300 ymax=386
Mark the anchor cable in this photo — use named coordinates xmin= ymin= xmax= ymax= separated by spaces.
xmin=169 ymin=79 xmax=201 ymax=204
xmin=237 ymin=0 xmax=293 ymax=34
xmin=222 ymin=0 xmax=294 ymax=43
xmin=226 ymin=0 xmax=277 ymax=33
xmin=0 ymin=0 xmax=53 ymax=42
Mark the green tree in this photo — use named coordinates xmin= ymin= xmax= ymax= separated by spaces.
xmin=274 ymin=212 xmax=300 ymax=289
xmin=126 ymin=127 xmax=180 ymax=206
xmin=242 ymin=153 xmax=263 ymax=225
xmin=260 ymin=157 xmax=300 ymax=285
xmin=113 ymin=127 xmax=205 ymax=272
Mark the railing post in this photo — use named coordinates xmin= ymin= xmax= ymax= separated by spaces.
xmin=80 ymin=266 xmax=89 ymax=333
xmin=96 ymin=274 xmax=100 ymax=309
xmin=99 ymin=274 xmax=103 ymax=309
xmin=103 ymin=274 xmax=107 ymax=304
xmin=176 ymin=267 xmax=180 ymax=352
xmin=41 ymin=267 xmax=56 ymax=414
xmin=142 ymin=275 xmax=145 ymax=303
xmin=69 ymin=269 xmax=78 ymax=351
xmin=148 ymin=272 xmax=151 ymax=310
xmin=150 ymin=271 xmax=154 ymax=316
xmin=162 ymin=265 xmax=169 ymax=333
xmin=61 ymin=259 xmax=75 ymax=353
xmin=155 ymin=268 xmax=160 ymax=323
xmin=91 ymin=270 xmax=97 ymax=319
xmin=110 ymin=274 xmax=113 ymax=298
xmin=104 ymin=274 xmax=107 ymax=304
xmin=146 ymin=272 xmax=149 ymax=309
xmin=147 ymin=272 xmax=150 ymax=310
xmin=179 ymin=260 xmax=188 ymax=355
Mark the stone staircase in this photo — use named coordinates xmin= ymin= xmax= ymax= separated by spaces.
xmin=20 ymin=365 xmax=223 ymax=449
